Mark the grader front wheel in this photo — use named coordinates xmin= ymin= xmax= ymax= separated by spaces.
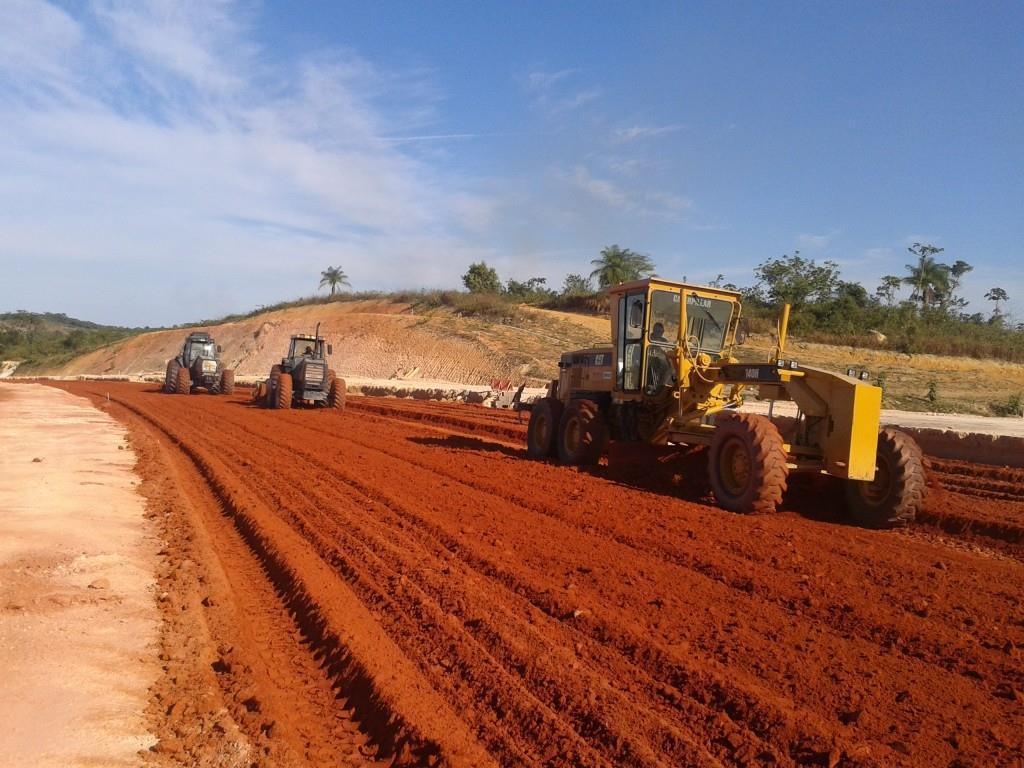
xmin=709 ymin=413 xmax=789 ymax=514
xmin=846 ymin=427 xmax=926 ymax=527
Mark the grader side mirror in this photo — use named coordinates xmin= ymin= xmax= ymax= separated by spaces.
xmin=327 ymin=344 xmax=333 ymax=355
xmin=217 ymin=344 xmax=223 ymax=352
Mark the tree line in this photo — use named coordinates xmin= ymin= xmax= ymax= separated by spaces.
xmin=315 ymin=243 xmax=1020 ymax=361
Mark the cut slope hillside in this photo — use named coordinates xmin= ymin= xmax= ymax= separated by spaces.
xmin=43 ymin=300 xmax=606 ymax=386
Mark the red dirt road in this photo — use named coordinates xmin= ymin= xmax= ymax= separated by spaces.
xmin=46 ymin=382 xmax=1023 ymax=767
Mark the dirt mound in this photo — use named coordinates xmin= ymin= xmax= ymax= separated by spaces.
xmin=44 ymin=381 xmax=1024 ymax=768
xmin=40 ymin=301 xmax=605 ymax=388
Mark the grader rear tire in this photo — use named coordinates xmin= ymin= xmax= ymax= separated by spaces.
xmin=846 ymin=427 xmax=926 ymax=527
xmin=526 ymin=397 xmax=563 ymax=459
xmin=327 ymin=374 xmax=346 ymax=410
xmin=557 ymin=399 xmax=608 ymax=466
xmin=709 ymin=413 xmax=789 ymax=514
xmin=274 ymin=372 xmax=293 ymax=409
xmin=220 ymin=369 xmax=235 ymax=395
xmin=175 ymin=365 xmax=191 ymax=395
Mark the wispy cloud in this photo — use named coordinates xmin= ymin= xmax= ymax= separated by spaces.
xmin=524 ymin=68 xmax=600 ymax=116
xmin=612 ymin=123 xmax=684 ymax=143
xmin=0 ymin=0 xmax=494 ymax=324
xmin=795 ymin=230 xmax=839 ymax=250
xmin=561 ymin=165 xmax=691 ymax=219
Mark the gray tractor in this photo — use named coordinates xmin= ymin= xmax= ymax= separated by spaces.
xmin=164 ymin=332 xmax=234 ymax=395
xmin=257 ymin=324 xmax=344 ymax=409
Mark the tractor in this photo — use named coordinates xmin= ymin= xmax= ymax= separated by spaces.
xmin=164 ymin=332 xmax=234 ymax=395
xmin=524 ymin=277 xmax=926 ymax=527
xmin=256 ymin=324 xmax=345 ymax=410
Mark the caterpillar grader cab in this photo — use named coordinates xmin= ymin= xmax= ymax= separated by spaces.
xmin=256 ymin=324 xmax=345 ymax=410
xmin=164 ymin=332 xmax=234 ymax=395
xmin=525 ymin=277 xmax=926 ymax=527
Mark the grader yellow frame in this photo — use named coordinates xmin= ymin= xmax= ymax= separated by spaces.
xmin=525 ymin=277 xmax=926 ymax=526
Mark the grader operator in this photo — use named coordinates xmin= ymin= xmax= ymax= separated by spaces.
xmin=525 ymin=277 xmax=926 ymax=527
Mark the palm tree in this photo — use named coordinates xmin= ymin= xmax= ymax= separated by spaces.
xmin=319 ymin=266 xmax=351 ymax=296
xmin=902 ymin=244 xmax=949 ymax=311
xmin=589 ymin=245 xmax=656 ymax=288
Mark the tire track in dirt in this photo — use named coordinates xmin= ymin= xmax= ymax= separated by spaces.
xmin=71 ymin=385 xmax=494 ymax=768
xmin=272 ymin=407 xmax=1022 ymax=681
xmin=50 ymin=383 xmax=1024 ymax=768
xmin=209 ymin=402 xmax=1022 ymax=768
xmin=163 ymin=393 xmax=1021 ymax=767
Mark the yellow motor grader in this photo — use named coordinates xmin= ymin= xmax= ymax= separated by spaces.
xmin=525 ymin=277 xmax=926 ymax=527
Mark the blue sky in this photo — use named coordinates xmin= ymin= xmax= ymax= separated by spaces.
xmin=1 ymin=1 xmax=1021 ymax=326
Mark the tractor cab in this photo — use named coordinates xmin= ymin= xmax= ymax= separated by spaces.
xmin=286 ymin=335 xmax=330 ymax=361
xmin=184 ymin=333 xmax=219 ymax=364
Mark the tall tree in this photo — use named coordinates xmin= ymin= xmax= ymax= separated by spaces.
xmin=754 ymin=251 xmax=841 ymax=309
xmin=462 ymin=261 xmax=502 ymax=293
xmin=318 ymin=266 xmax=351 ymax=296
xmin=589 ymin=245 xmax=655 ymax=288
xmin=902 ymin=243 xmax=949 ymax=311
xmin=561 ymin=273 xmax=592 ymax=296
xmin=985 ymin=287 xmax=1009 ymax=313
xmin=875 ymin=275 xmax=902 ymax=306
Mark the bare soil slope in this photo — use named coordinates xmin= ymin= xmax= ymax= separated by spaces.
xmin=44 ymin=381 xmax=1024 ymax=768
xmin=42 ymin=301 xmax=605 ymax=386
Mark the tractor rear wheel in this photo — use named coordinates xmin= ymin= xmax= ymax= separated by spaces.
xmin=220 ymin=369 xmax=235 ymax=395
xmin=527 ymin=397 xmax=563 ymax=459
xmin=274 ymin=372 xmax=293 ymax=409
xmin=164 ymin=360 xmax=178 ymax=393
xmin=846 ymin=427 xmax=926 ymax=527
xmin=175 ymin=365 xmax=191 ymax=395
xmin=327 ymin=373 xmax=346 ymax=409
xmin=709 ymin=413 xmax=789 ymax=513
xmin=557 ymin=399 xmax=608 ymax=466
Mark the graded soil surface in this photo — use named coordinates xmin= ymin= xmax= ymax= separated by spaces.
xmin=0 ymin=384 xmax=159 ymax=767
xmin=40 ymin=381 xmax=1024 ymax=767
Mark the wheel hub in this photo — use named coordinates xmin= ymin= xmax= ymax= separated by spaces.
xmin=720 ymin=437 xmax=752 ymax=496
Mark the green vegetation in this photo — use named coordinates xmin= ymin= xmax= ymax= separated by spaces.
xmin=461 ymin=261 xmax=502 ymax=293
xmin=318 ymin=266 xmax=351 ymax=296
xmin=0 ymin=311 xmax=143 ymax=369
xmin=202 ymin=241 xmax=1023 ymax=364
xmin=590 ymin=244 xmax=655 ymax=288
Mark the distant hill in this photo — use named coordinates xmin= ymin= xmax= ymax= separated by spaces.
xmin=0 ymin=311 xmax=147 ymax=371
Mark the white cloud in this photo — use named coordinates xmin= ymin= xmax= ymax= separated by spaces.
xmin=0 ymin=0 xmax=495 ymax=325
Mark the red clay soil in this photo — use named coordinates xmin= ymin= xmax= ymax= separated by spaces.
xmin=46 ymin=382 xmax=1024 ymax=768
